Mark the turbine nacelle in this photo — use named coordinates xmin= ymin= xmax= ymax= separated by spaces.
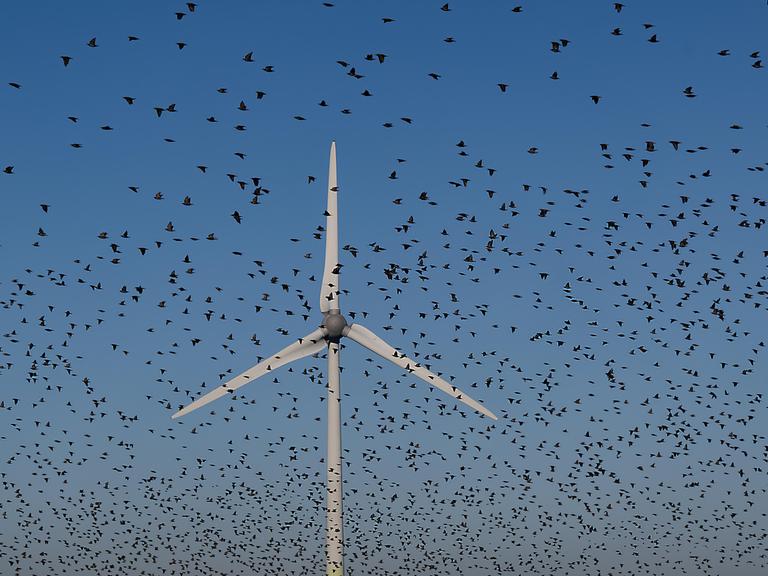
xmin=323 ymin=311 xmax=348 ymax=342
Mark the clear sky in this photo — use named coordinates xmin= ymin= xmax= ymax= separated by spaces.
xmin=1 ymin=1 xmax=766 ymax=575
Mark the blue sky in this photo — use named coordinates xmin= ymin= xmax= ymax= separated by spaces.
xmin=1 ymin=1 xmax=766 ymax=575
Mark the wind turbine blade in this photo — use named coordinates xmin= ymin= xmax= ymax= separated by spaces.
xmin=172 ymin=327 xmax=327 ymax=419
xmin=320 ymin=141 xmax=340 ymax=313
xmin=345 ymin=323 xmax=498 ymax=420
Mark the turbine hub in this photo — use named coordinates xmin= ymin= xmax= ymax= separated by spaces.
xmin=323 ymin=311 xmax=347 ymax=341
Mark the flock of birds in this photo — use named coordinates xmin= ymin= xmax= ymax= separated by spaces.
xmin=1 ymin=2 xmax=766 ymax=575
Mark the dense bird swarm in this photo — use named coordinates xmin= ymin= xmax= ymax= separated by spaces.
xmin=0 ymin=2 xmax=766 ymax=576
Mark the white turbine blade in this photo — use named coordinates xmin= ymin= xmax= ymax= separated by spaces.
xmin=320 ymin=141 xmax=340 ymax=313
xmin=172 ymin=327 xmax=327 ymax=419
xmin=345 ymin=323 xmax=498 ymax=420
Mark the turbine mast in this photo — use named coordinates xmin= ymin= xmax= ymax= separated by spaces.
xmin=326 ymin=341 xmax=344 ymax=576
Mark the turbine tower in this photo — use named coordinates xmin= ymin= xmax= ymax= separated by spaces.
xmin=172 ymin=142 xmax=497 ymax=576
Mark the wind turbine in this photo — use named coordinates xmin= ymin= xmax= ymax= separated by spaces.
xmin=172 ymin=142 xmax=497 ymax=576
